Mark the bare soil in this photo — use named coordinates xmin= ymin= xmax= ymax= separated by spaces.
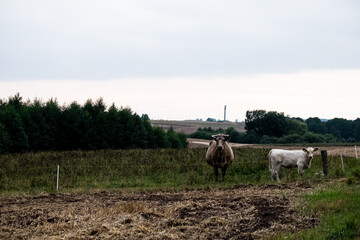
xmin=0 ymin=183 xmax=318 ymax=239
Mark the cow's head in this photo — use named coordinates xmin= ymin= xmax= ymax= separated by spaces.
xmin=302 ymin=147 xmax=319 ymax=162
xmin=212 ymin=134 xmax=230 ymax=151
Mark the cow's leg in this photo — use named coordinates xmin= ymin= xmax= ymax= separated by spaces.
xmin=270 ymin=159 xmax=279 ymax=181
xmin=221 ymin=167 xmax=227 ymax=182
xmin=270 ymin=170 xmax=276 ymax=181
xmin=270 ymin=166 xmax=276 ymax=181
xmin=276 ymin=172 xmax=280 ymax=182
xmin=298 ymin=164 xmax=304 ymax=176
xmin=273 ymin=164 xmax=281 ymax=182
xmin=214 ymin=166 xmax=219 ymax=181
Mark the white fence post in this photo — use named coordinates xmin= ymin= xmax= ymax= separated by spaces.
xmin=56 ymin=165 xmax=59 ymax=191
xmin=340 ymin=153 xmax=345 ymax=174
xmin=355 ymin=145 xmax=358 ymax=159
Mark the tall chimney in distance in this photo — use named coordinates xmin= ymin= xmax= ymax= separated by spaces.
xmin=224 ymin=105 xmax=227 ymax=122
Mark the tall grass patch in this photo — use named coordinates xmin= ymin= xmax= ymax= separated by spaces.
xmin=1 ymin=147 xmax=359 ymax=194
xmin=0 ymin=148 xmax=271 ymax=193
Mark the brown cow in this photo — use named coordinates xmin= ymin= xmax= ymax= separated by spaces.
xmin=206 ymin=134 xmax=234 ymax=181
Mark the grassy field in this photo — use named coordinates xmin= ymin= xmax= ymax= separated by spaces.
xmin=1 ymin=147 xmax=359 ymax=193
xmin=269 ymin=183 xmax=360 ymax=240
xmin=1 ymin=147 xmax=360 ymax=239
xmin=0 ymin=148 xmax=269 ymax=193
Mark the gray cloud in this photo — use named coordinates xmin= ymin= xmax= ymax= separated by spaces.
xmin=0 ymin=0 xmax=359 ymax=80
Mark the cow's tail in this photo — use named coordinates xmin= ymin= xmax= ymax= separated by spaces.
xmin=268 ymin=150 xmax=273 ymax=171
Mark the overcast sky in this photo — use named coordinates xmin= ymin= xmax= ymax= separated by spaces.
xmin=1 ymin=0 xmax=359 ymax=121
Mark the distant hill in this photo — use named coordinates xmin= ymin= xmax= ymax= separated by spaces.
xmin=150 ymin=120 xmax=245 ymax=135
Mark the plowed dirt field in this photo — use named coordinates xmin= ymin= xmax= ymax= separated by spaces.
xmin=0 ymin=183 xmax=318 ymax=239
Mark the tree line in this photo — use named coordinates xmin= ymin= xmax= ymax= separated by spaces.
xmin=0 ymin=94 xmax=187 ymax=154
xmin=190 ymin=110 xmax=360 ymax=144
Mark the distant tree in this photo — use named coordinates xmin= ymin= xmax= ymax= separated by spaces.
xmin=305 ymin=117 xmax=326 ymax=134
xmin=303 ymin=132 xmax=326 ymax=143
xmin=141 ymin=114 xmax=156 ymax=148
xmin=166 ymin=126 xmax=183 ymax=149
xmin=104 ymin=104 xmax=121 ymax=148
xmin=260 ymin=135 xmax=278 ymax=144
xmin=0 ymin=104 xmax=29 ymax=152
xmin=57 ymin=102 xmax=83 ymax=150
xmin=263 ymin=111 xmax=287 ymax=137
xmin=177 ymin=132 xmax=188 ymax=148
xmin=323 ymin=134 xmax=338 ymax=143
xmin=226 ymin=127 xmax=245 ymax=143
xmin=285 ymin=118 xmax=307 ymax=135
xmin=277 ymin=134 xmax=304 ymax=144
xmin=353 ymin=118 xmax=360 ymax=141
xmin=93 ymin=98 xmax=108 ymax=149
xmin=153 ymin=127 xmax=169 ymax=148
xmin=292 ymin=117 xmax=304 ymax=122
xmin=245 ymin=110 xmax=266 ymax=134
xmin=0 ymin=123 xmax=10 ymax=154
xmin=117 ymin=107 xmax=136 ymax=148
xmin=242 ymin=131 xmax=261 ymax=144
xmin=325 ymin=118 xmax=353 ymax=140
xmin=7 ymin=93 xmax=23 ymax=110
xmin=245 ymin=110 xmax=287 ymax=138
xmin=132 ymin=114 xmax=149 ymax=148
xmin=189 ymin=127 xmax=225 ymax=140
xmin=24 ymin=99 xmax=61 ymax=150
xmin=81 ymin=108 xmax=97 ymax=149
xmin=44 ymin=99 xmax=61 ymax=149
xmin=0 ymin=94 xmax=189 ymax=153
xmin=206 ymin=118 xmax=217 ymax=122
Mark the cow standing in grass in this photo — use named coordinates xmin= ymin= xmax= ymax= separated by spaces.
xmin=206 ymin=134 xmax=234 ymax=182
xmin=269 ymin=147 xmax=319 ymax=182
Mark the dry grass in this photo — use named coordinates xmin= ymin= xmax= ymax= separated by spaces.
xmin=188 ymin=139 xmax=360 ymax=158
xmin=0 ymin=183 xmax=319 ymax=239
xmin=151 ymin=120 xmax=245 ymax=134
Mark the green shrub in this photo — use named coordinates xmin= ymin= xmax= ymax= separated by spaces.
xmin=277 ymin=134 xmax=304 ymax=144
xmin=260 ymin=135 xmax=278 ymax=144
xmin=304 ymin=132 xmax=326 ymax=143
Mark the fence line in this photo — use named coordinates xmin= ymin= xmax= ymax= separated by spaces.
xmin=340 ymin=153 xmax=345 ymax=173
xmin=1 ymin=153 xmax=359 ymax=192
xmin=1 ymin=158 xmax=270 ymax=172
xmin=2 ymin=154 xmax=358 ymax=174
xmin=56 ymin=165 xmax=59 ymax=191
xmin=356 ymin=145 xmax=358 ymax=159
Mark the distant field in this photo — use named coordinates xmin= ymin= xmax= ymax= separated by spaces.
xmin=151 ymin=120 xmax=245 ymax=134
xmin=188 ymin=138 xmax=360 ymax=158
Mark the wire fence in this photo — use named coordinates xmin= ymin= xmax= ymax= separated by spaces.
xmin=0 ymin=147 xmax=359 ymax=191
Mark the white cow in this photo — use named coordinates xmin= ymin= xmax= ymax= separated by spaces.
xmin=268 ymin=147 xmax=319 ymax=182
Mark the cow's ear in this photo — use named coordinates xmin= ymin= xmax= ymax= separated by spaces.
xmin=211 ymin=135 xmax=217 ymax=140
xmin=302 ymin=148 xmax=308 ymax=153
xmin=314 ymin=147 xmax=319 ymax=151
xmin=224 ymin=135 xmax=230 ymax=141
